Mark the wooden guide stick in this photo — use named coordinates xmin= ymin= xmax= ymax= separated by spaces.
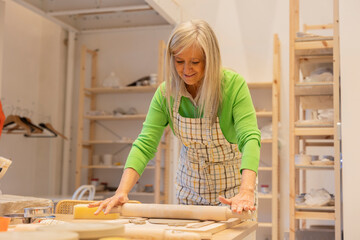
xmin=109 ymin=203 xmax=254 ymax=221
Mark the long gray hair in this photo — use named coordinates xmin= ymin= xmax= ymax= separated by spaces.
xmin=165 ymin=19 xmax=223 ymax=123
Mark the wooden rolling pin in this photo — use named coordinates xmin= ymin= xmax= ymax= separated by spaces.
xmin=109 ymin=203 xmax=254 ymax=221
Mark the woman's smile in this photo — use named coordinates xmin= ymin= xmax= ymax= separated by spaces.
xmin=174 ymin=44 xmax=205 ymax=97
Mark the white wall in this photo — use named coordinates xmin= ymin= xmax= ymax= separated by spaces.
xmin=0 ymin=0 xmax=66 ymax=196
xmin=339 ymin=1 xmax=360 ymax=239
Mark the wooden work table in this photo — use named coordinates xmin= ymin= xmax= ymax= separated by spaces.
xmin=54 ymin=214 xmax=257 ymax=240
xmin=212 ymin=221 xmax=257 ymax=240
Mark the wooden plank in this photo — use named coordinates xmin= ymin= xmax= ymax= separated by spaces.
xmin=157 ymin=40 xmax=166 ymax=83
xmin=294 ymin=127 xmax=334 ymax=136
xmin=296 ymin=205 xmax=335 ymax=211
xmin=211 ymin=221 xmax=258 ymax=240
xmin=164 ymin=129 xmax=170 ymax=203
xmin=289 ymin=1 xmax=299 ymax=239
xmin=88 ymin=51 xmax=98 ymax=184
xmin=75 ymin=46 xmax=87 ymax=188
xmin=258 ymin=222 xmax=272 ymax=228
xmin=154 ymin=141 xmax=161 ymax=204
xmin=295 ymin=120 xmax=333 ymax=128
xmin=295 ymin=211 xmax=335 ymax=220
xmin=295 ymin=164 xmax=334 ymax=170
xmin=332 ymin=1 xmax=341 ymax=239
xmin=258 ymin=167 xmax=272 ymax=171
xmin=273 ymin=34 xmax=281 ymax=121
xmin=304 ymin=142 xmax=334 ymax=147
xmin=295 ymin=40 xmax=333 ymax=55
xmin=256 ymin=111 xmax=272 ymax=117
xmin=303 ymin=24 xmax=333 ymax=31
xmin=258 ymin=193 xmax=272 ymax=199
xmin=261 ymin=138 xmax=273 ymax=144
xmin=295 ymin=82 xmax=333 ymax=96
xmin=272 ymin=33 xmax=280 ymax=240
xmin=247 ymin=82 xmax=272 ymax=88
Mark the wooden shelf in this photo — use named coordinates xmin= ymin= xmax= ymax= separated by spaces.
xmin=84 ymin=114 xmax=147 ymax=120
xmin=261 ymin=138 xmax=273 ymax=144
xmin=294 ymin=127 xmax=334 ymax=136
xmin=85 ymin=85 xmax=158 ymax=94
xmin=296 ymin=205 xmax=335 ymax=212
xmin=295 ymin=38 xmax=333 ymax=56
xmin=75 ymin=36 xmax=170 ymax=205
xmin=258 ymin=167 xmax=273 ymax=171
xmin=295 ymin=120 xmax=333 ymax=128
xmin=258 ymin=193 xmax=272 ymax=199
xmin=258 ymin=222 xmax=273 ymax=228
xmin=247 ymin=82 xmax=272 ymax=88
xmin=256 ymin=111 xmax=273 ymax=117
xmin=295 ymin=211 xmax=335 ymax=220
xmin=290 ymin=1 xmax=340 ymax=239
xmin=295 ymin=82 xmax=333 ymax=96
xmin=295 ymin=164 xmax=334 ymax=170
xmin=304 ymin=140 xmax=334 ymax=147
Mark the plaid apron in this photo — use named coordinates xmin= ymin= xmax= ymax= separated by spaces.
xmin=173 ymin=94 xmax=242 ymax=205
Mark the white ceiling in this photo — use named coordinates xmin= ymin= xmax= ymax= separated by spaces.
xmin=12 ymin=0 xmax=179 ymax=32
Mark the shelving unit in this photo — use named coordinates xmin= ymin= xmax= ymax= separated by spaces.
xmin=75 ymin=40 xmax=170 ymax=204
xmin=289 ymin=0 xmax=341 ymax=239
xmin=248 ymin=34 xmax=280 ymax=240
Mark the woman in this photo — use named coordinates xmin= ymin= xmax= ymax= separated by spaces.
xmin=90 ymin=19 xmax=261 ymax=215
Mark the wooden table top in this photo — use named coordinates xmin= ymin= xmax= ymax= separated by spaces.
xmin=54 ymin=214 xmax=257 ymax=240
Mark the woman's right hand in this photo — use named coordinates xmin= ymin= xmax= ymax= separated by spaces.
xmin=88 ymin=192 xmax=129 ymax=215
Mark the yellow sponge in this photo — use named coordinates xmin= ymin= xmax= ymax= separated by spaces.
xmin=73 ymin=204 xmax=120 ymax=220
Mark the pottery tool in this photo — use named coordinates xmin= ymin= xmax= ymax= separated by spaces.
xmin=109 ymin=203 xmax=254 ymax=221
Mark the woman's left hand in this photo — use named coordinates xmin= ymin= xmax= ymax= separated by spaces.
xmin=218 ymin=169 xmax=257 ymax=214
xmin=219 ymin=188 xmax=256 ymax=214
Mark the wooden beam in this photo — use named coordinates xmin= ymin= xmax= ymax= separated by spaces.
xmin=75 ymin=46 xmax=87 ymax=188
xmin=289 ymin=0 xmax=299 ymax=238
xmin=48 ymin=5 xmax=151 ymax=16
xmin=295 ymin=211 xmax=335 ymax=220
xmin=303 ymin=24 xmax=333 ymax=32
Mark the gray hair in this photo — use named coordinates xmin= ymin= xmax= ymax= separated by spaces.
xmin=165 ymin=19 xmax=223 ymax=123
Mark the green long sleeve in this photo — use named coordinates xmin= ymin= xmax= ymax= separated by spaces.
xmin=124 ymin=69 xmax=261 ymax=175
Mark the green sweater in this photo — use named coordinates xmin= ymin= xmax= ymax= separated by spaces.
xmin=125 ymin=69 xmax=261 ymax=175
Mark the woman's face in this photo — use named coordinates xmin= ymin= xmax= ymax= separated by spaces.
xmin=173 ymin=44 xmax=205 ymax=88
